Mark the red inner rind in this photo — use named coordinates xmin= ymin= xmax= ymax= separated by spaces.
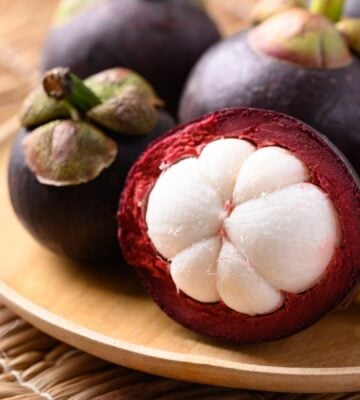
xmin=118 ymin=108 xmax=360 ymax=343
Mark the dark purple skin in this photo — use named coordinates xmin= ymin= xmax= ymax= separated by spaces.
xmin=345 ymin=0 xmax=360 ymax=17
xmin=41 ymin=0 xmax=220 ymax=114
xmin=179 ymin=30 xmax=360 ymax=172
xmin=8 ymin=110 xmax=174 ymax=264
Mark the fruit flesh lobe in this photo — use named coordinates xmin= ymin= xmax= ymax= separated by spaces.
xmin=146 ymin=139 xmax=340 ymax=315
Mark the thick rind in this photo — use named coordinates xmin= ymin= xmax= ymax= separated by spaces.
xmin=118 ymin=108 xmax=360 ymax=343
xmin=179 ymin=30 xmax=360 ymax=172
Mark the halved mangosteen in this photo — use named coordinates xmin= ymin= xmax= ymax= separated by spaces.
xmin=179 ymin=1 xmax=360 ymax=172
xmin=118 ymin=108 xmax=360 ymax=343
xmin=8 ymin=67 xmax=174 ymax=264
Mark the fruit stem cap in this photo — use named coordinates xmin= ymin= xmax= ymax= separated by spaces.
xmin=43 ymin=67 xmax=101 ymax=114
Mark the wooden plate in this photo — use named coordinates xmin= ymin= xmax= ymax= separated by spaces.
xmin=1 ymin=133 xmax=360 ymax=394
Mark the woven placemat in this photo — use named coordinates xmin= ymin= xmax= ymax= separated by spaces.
xmin=0 ymin=304 xmax=358 ymax=400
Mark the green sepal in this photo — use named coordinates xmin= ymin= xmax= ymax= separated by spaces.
xmin=22 ymin=120 xmax=118 ymax=186
xmin=88 ymin=85 xmax=158 ymax=136
xmin=85 ymin=68 xmax=163 ymax=105
xmin=249 ymin=8 xmax=351 ymax=69
xmin=20 ymin=87 xmax=70 ymax=128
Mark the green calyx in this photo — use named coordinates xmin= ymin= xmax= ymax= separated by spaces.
xmin=84 ymin=68 xmax=164 ymax=109
xmin=21 ymin=67 xmax=162 ymax=186
xmin=21 ymin=67 xmax=161 ymax=135
xmin=249 ymin=8 xmax=351 ymax=69
xmin=22 ymin=120 xmax=117 ymax=186
xmin=43 ymin=67 xmax=101 ymax=113
xmin=88 ymin=85 xmax=159 ymax=136
xmin=252 ymin=0 xmax=307 ymax=24
xmin=20 ymin=87 xmax=70 ymax=127
xmin=337 ymin=18 xmax=360 ymax=55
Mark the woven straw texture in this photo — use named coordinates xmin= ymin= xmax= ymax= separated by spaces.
xmin=1 ymin=1 xmax=360 ymax=398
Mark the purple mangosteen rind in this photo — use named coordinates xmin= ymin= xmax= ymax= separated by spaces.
xmin=41 ymin=0 xmax=221 ymax=114
xmin=118 ymin=107 xmax=360 ymax=343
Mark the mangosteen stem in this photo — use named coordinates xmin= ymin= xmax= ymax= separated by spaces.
xmin=309 ymin=0 xmax=346 ymax=22
xmin=43 ymin=67 xmax=101 ymax=114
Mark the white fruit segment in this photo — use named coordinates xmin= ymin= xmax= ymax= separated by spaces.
xmin=171 ymin=237 xmax=221 ymax=303
xmin=217 ymin=241 xmax=283 ymax=315
xmin=225 ymin=183 xmax=340 ymax=293
xmin=199 ymin=139 xmax=255 ymax=201
xmin=146 ymin=158 xmax=224 ymax=259
xmin=233 ymin=146 xmax=309 ymax=204
xmin=145 ymin=139 xmax=341 ymax=315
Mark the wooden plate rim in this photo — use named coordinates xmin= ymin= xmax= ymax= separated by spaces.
xmin=0 ymin=280 xmax=360 ymax=393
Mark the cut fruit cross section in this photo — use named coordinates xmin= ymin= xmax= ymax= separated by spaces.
xmin=146 ymin=139 xmax=341 ymax=316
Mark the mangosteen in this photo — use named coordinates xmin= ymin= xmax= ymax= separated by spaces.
xmin=179 ymin=1 xmax=360 ymax=172
xmin=41 ymin=0 xmax=220 ymax=114
xmin=8 ymin=67 xmax=174 ymax=264
xmin=118 ymin=107 xmax=360 ymax=343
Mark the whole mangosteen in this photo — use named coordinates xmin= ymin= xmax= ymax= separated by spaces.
xmin=118 ymin=108 xmax=360 ymax=343
xmin=41 ymin=0 xmax=220 ymax=114
xmin=8 ymin=67 xmax=174 ymax=264
xmin=179 ymin=1 xmax=360 ymax=172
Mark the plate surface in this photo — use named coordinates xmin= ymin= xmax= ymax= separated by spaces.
xmin=1 ymin=135 xmax=360 ymax=393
